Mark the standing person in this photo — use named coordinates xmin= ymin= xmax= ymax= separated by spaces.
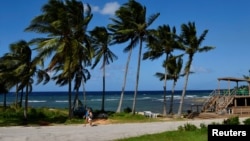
xmin=87 ymin=108 xmax=93 ymax=126
xmin=84 ymin=107 xmax=89 ymax=127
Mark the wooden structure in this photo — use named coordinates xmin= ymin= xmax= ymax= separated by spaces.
xmin=202 ymin=77 xmax=250 ymax=115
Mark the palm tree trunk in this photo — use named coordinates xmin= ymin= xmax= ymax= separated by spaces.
xmin=169 ymin=80 xmax=177 ymax=114
xmin=20 ymin=88 xmax=24 ymax=107
xmin=68 ymin=75 xmax=72 ymax=119
xmin=72 ymin=88 xmax=79 ymax=111
xmin=132 ymin=39 xmax=143 ymax=114
xmin=116 ymin=47 xmax=133 ymax=113
xmin=82 ymin=79 xmax=86 ymax=108
xmin=162 ymin=69 xmax=167 ymax=116
xmin=177 ymin=71 xmax=190 ymax=117
xmin=3 ymin=93 xmax=6 ymax=110
xmin=15 ymin=84 xmax=18 ymax=108
xmin=24 ymin=85 xmax=29 ymax=124
xmin=101 ymin=56 xmax=106 ymax=112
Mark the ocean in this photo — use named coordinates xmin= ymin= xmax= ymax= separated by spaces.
xmin=0 ymin=90 xmax=212 ymax=114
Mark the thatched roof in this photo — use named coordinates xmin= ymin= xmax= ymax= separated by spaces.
xmin=218 ymin=77 xmax=250 ymax=83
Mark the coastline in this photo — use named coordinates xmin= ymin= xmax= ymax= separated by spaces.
xmin=0 ymin=90 xmax=211 ymax=114
xmin=0 ymin=116 xmax=248 ymax=141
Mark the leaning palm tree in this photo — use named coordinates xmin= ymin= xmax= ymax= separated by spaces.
xmin=177 ymin=22 xmax=215 ymax=117
xmin=108 ymin=2 xmax=136 ymax=113
xmin=165 ymin=55 xmax=184 ymax=114
xmin=154 ymin=55 xmax=184 ymax=115
xmin=25 ymin=0 xmax=93 ymax=119
xmin=0 ymin=59 xmax=13 ymax=109
xmin=109 ymin=0 xmax=160 ymax=114
xmin=143 ymin=24 xmax=183 ymax=116
xmin=1 ymin=40 xmax=50 ymax=123
xmin=89 ymin=26 xmax=118 ymax=112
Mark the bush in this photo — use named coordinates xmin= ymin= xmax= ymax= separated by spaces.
xmin=243 ymin=118 xmax=250 ymax=125
xmin=223 ymin=116 xmax=240 ymax=125
xmin=123 ymin=107 xmax=132 ymax=113
xmin=73 ymin=107 xmax=85 ymax=118
xmin=178 ymin=123 xmax=198 ymax=131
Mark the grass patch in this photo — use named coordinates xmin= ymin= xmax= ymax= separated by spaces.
xmin=0 ymin=107 xmax=162 ymax=126
xmin=116 ymin=129 xmax=207 ymax=141
xmin=108 ymin=112 xmax=160 ymax=123
xmin=116 ymin=124 xmax=208 ymax=141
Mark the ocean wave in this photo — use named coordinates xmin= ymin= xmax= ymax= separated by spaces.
xmin=28 ymin=100 xmax=46 ymax=103
xmin=137 ymin=97 xmax=151 ymax=100
xmin=55 ymin=100 xmax=68 ymax=103
xmin=106 ymin=98 xmax=118 ymax=101
xmin=90 ymin=99 xmax=102 ymax=101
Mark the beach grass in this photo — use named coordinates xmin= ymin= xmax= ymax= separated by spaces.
xmin=116 ymin=123 xmax=208 ymax=141
xmin=0 ymin=107 xmax=173 ymax=126
xmin=1 ymin=106 xmax=250 ymax=141
xmin=115 ymin=129 xmax=207 ymax=141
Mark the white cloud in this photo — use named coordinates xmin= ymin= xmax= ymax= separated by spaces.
xmin=90 ymin=2 xmax=120 ymax=16
xmin=191 ymin=66 xmax=211 ymax=73
xmin=101 ymin=2 xmax=120 ymax=15
xmin=91 ymin=5 xmax=100 ymax=13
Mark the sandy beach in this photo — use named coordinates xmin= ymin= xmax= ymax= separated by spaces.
xmin=0 ymin=116 xmax=249 ymax=141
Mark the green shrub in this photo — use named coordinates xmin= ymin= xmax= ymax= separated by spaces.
xmin=123 ymin=107 xmax=132 ymax=113
xmin=199 ymin=123 xmax=207 ymax=129
xmin=223 ymin=116 xmax=239 ymax=125
xmin=243 ymin=118 xmax=250 ymax=125
xmin=178 ymin=123 xmax=197 ymax=131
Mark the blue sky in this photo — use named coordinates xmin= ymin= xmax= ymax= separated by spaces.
xmin=1 ymin=0 xmax=250 ymax=92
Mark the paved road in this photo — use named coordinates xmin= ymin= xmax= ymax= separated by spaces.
xmin=0 ymin=117 xmax=248 ymax=141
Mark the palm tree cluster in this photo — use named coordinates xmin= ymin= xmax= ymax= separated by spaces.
xmin=0 ymin=0 xmax=215 ymax=121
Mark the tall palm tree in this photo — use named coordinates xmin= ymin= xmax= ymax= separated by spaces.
xmin=177 ymin=22 xmax=215 ymax=117
xmin=90 ymin=26 xmax=118 ymax=112
xmin=109 ymin=0 xmax=160 ymax=114
xmin=143 ymin=25 xmax=183 ymax=116
xmin=108 ymin=2 xmax=136 ymax=113
xmin=25 ymin=0 xmax=93 ymax=119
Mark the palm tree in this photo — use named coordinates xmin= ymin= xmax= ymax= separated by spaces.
xmin=108 ymin=2 xmax=136 ymax=113
xmin=0 ymin=78 xmax=9 ymax=110
xmin=0 ymin=40 xmax=50 ymax=123
xmin=109 ymin=0 xmax=160 ymax=114
xmin=177 ymin=22 xmax=215 ymax=117
xmin=165 ymin=55 xmax=184 ymax=114
xmin=0 ymin=59 xmax=13 ymax=109
xmin=89 ymin=26 xmax=118 ymax=112
xmin=154 ymin=55 xmax=184 ymax=115
xmin=143 ymin=25 xmax=183 ymax=116
xmin=25 ymin=0 xmax=93 ymax=119
xmin=243 ymin=70 xmax=250 ymax=79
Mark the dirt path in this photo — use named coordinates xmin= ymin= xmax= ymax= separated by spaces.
xmin=0 ymin=117 xmax=249 ymax=141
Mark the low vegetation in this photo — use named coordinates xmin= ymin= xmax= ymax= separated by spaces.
xmin=0 ymin=106 xmax=165 ymax=126
xmin=1 ymin=106 xmax=250 ymax=141
xmin=116 ymin=124 xmax=208 ymax=141
xmin=116 ymin=116 xmax=250 ymax=141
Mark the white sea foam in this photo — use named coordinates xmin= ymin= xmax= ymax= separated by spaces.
xmin=28 ymin=100 xmax=46 ymax=103
xmin=106 ymin=98 xmax=118 ymax=101
xmin=55 ymin=100 xmax=68 ymax=103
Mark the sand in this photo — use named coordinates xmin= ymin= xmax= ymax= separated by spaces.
xmin=0 ymin=117 xmax=249 ymax=141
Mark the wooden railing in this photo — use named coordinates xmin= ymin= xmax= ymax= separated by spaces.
xmin=231 ymin=106 xmax=250 ymax=115
xmin=202 ymin=89 xmax=237 ymax=113
xmin=201 ymin=89 xmax=220 ymax=112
